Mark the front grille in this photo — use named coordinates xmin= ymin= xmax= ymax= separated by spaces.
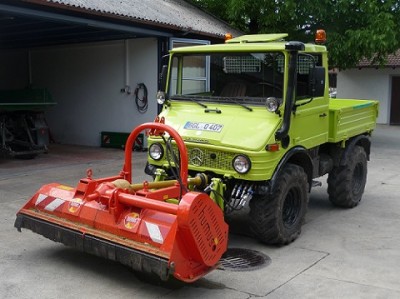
xmin=172 ymin=145 xmax=235 ymax=171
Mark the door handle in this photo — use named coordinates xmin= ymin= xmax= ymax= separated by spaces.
xmin=319 ymin=113 xmax=327 ymax=118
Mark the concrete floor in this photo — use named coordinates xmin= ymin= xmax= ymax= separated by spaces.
xmin=1 ymin=124 xmax=400 ymax=298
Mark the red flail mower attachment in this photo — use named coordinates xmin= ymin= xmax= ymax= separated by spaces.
xmin=14 ymin=122 xmax=228 ymax=282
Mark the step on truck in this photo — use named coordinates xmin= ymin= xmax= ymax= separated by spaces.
xmin=146 ymin=31 xmax=379 ymax=245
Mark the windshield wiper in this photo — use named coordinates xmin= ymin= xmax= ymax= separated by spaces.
xmin=171 ymin=95 xmax=253 ymax=111
xmin=170 ymin=95 xmax=208 ymax=108
xmin=220 ymin=98 xmax=253 ymax=111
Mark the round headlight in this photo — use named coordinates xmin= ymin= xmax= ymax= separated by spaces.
xmin=266 ymin=97 xmax=281 ymax=112
xmin=156 ymin=91 xmax=166 ymax=105
xmin=232 ymin=155 xmax=251 ymax=174
xmin=149 ymin=143 xmax=164 ymax=160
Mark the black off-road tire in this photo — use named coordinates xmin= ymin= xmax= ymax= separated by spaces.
xmin=249 ymin=164 xmax=309 ymax=245
xmin=327 ymin=145 xmax=367 ymax=208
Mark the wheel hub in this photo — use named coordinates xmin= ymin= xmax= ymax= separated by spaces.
xmin=282 ymin=188 xmax=301 ymax=228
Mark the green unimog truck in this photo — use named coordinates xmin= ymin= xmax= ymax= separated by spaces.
xmin=145 ymin=33 xmax=379 ymax=245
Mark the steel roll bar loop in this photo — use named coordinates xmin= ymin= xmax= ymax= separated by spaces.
xmin=123 ymin=122 xmax=188 ymax=187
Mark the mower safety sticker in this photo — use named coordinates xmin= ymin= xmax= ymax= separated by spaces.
xmin=184 ymin=121 xmax=223 ymax=133
xmin=145 ymin=221 xmax=164 ymax=244
xmin=35 ymin=194 xmax=48 ymax=206
xmin=57 ymin=185 xmax=74 ymax=191
xmin=68 ymin=198 xmax=83 ymax=213
xmin=124 ymin=213 xmax=140 ymax=229
xmin=44 ymin=198 xmax=65 ymax=212
xmin=35 ymin=194 xmax=65 ymax=212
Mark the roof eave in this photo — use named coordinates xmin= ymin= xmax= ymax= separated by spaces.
xmin=22 ymin=0 xmax=230 ymax=40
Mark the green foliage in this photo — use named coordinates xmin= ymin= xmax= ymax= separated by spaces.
xmin=189 ymin=0 xmax=400 ymax=69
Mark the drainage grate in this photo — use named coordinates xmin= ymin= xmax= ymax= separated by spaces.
xmin=217 ymin=248 xmax=271 ymax=271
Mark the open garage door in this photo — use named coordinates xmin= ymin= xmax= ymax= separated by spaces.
xmin=0 ymin=2 xmax=172 ymax=151
xmin=0 ymin=3 xmax=170 ymax=49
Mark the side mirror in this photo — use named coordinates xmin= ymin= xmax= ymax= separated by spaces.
xmin=309 ymin=66 xmax=326 ymax=97
xmin=159 ymin=65 xmax=168 ymax=92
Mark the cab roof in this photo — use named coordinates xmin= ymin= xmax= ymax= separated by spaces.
xmin=170 ymin=34 xmax=327 ymax=54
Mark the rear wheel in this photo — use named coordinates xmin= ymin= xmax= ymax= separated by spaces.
xmin=249 ymin=164 xmax=309 ymax=245
xmin=327 ymin=145 xmax=367 ymax=208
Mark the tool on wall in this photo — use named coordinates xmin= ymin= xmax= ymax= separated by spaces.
xmin=134 ymin=83 xmax=148 ymax=113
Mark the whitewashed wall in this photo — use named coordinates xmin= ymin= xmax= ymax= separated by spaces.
xmin=337 ymin=68 xmax=400 ymax=124
xmin=0 ymin=38 xmax=158 ymax=146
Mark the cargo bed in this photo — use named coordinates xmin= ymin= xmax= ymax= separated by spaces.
xmin=328 ymin=99 xmax=379 ymax=143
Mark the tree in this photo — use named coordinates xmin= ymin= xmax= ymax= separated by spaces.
xmin=189 ymin=0 xmax=400 ymax=69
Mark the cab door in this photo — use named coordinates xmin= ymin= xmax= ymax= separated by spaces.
xmin=288 ymin=53 xmax=329 ymax=149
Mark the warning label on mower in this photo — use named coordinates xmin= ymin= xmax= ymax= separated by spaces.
xmin=68 ymin=198 xmax=83 ymax=213
xmin=124 ymin=212 xmax=140 ymax=229
xmin=35 ymin=194 xmax=65 ymax=212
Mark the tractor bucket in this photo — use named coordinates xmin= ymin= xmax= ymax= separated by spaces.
xmin=15 ymin=121 xmax=229 ymax=282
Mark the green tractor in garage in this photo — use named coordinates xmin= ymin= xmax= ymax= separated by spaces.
xmin=0 ymin=88 xmax=54 ymax=158
xmin=146 ymin=31 xmax=379 ymax=245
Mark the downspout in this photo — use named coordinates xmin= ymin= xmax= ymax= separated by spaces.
xmin=124 ymin=40 xmax=131 ymax=94
xmin=125 ymin=40 xmax=129 ymax=87
xmin=275 ymin=41 xmax=305 ymax=143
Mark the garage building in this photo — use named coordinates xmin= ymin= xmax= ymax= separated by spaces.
xmin=0 ymin=0 xmax=241 ymax=148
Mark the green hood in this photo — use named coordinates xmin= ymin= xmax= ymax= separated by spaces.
xmin=159 ymin=101 xmax=281 ymax=151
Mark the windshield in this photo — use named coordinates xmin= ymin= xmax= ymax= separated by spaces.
xmin=169 ymin=52 xmax=285 ymax=103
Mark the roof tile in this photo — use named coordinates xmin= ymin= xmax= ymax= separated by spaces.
xmin=358 ymin=49 xmax=400 ymax=68
xmin=30 ymin=0 xmax=242 ymax=38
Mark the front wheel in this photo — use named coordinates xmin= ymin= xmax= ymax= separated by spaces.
xmin=327 ymin=145 xmax=367 ymax=208
xmin=249 ymin=164 xmax=309 ymax=245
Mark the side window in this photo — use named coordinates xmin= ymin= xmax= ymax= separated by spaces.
xmin=169 ymin=38 xmax=210 ymax=95
xmin=296 ymin=54 xmax=323 ymax=99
